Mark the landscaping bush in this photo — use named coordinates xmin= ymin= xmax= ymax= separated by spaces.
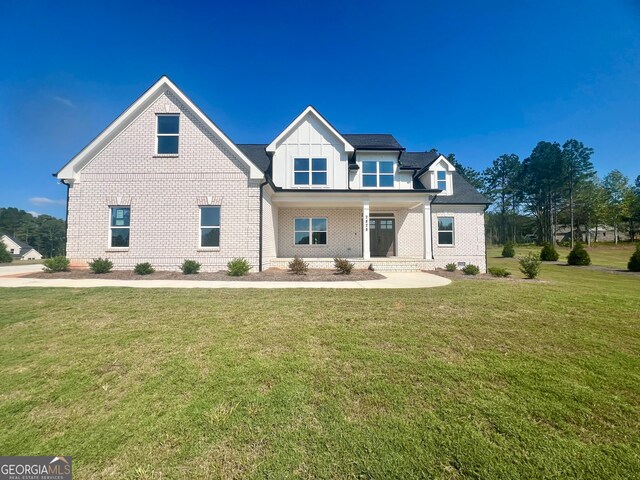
xmin=227 ymin=257 xmax=252 ymax=276
xmin=181 ymin=259 xmax=201 ymax=274
xmin=462 ymin=264 xmax=480 ymax=275
xmin=502 ymin=241 xmax=516 ymax=258
xmin=488 ymin=266 xmax=511 ymax=277
xmin=89 ymin=257 xmax=113 ymax=274
xmin=628 ymin=244 xmax=640 ymax=272
xmin=134 ymin=262 xmax=155 ymax=275
xmin=334 ymin=258 xmax=355 ymax=275
xmin=288 ymin=256 xmax=308 ymax=275
xmin=519 ymin=252 xmax=541 ymax=279
xmin=0 ymin=242 xmax=12 ymax=263
xmin=445 ymin=262 xmax=457 ymax=272
xmin=567 ymin=243 xmax=591 ymax=266
xmin=540 ymin=243 xmax=560 ymax=261
xmin=43 ymin=256 xmax=70 ymax=272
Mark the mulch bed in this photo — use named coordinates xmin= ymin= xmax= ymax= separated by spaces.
xmin=24 ymin=268 xmax=385 ymax=282
xmin=432 ymin=269 xmax=545 ymax=283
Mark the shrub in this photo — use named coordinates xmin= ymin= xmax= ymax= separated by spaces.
xmin=567 ymin=243 xmax=591 ymax=266
xmin=134 ymin=262 xmax=155 ymax=275
xmin=519 ymin=252 xmax=542 ymax=279
xmin=288 ymin=256 xmax=308 ymax=275
xmin=89 ymin=257 xmax=113 ymax=274
xmin=43 ymin=256 xmax=70 ymax=272
xmin=462 ymin=264 xmax=480 ymax=275
xmin=540 ymin=243 xmax=559 ymax=261
xmin=368 ymin=263 xmax=375 ymax=272
xmin=334 ymin=258 xmax=355 ymax=275
xmin=502 ymin=241 xmax=516 ymax=258
xmin=181 ymin=259 xmax=201 ymax=274
xmin=227 ymin=257 xmax=251 ymax=276
xmin=0 ymin=242 xmax=13 ymax=263
xmin=488 ymin=266 xmax=511 ymax=278
xmin=445 ymin=262 xmax=457 ymax=272
xmin=627 ymin=244 xmax=640 ymax=272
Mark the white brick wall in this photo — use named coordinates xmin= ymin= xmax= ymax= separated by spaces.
xmin=67 ymin=91 xmax=261 ymax=272
xmin=431 ymin=205 xmax=487 ymax=272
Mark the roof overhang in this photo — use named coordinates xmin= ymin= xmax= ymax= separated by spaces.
xmin=266 ymin=106 xmax=355 ymax=154
xmin=270 ymin=189 xmax=437 ymax=208
xmin=416 ymin=154 xmax=456 ymax=178
xmin=56 ymin=76 xmax=264 ymax=181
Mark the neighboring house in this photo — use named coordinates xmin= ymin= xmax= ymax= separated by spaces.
xmin=55 ymin=76 xmax=489 ymax=272
xmin=554 ymin=224 xmax=629 ymax=244
xmin=1 ymin=234 xmax=43 ymax=260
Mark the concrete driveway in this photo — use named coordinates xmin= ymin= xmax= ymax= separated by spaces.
xmin=0 ymin=268 xmax=450 ymax=289
xmin=0 ymin=263 xmax=45 ymax=276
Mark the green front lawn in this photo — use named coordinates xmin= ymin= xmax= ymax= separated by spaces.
xmin=0 ymin=255 xmax=639 ymax=478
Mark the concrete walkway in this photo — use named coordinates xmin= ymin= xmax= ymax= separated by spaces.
xmin=0 ymin=264 xmax=450 ymax=289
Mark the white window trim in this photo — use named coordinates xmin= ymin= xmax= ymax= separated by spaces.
xmin=108 ymin=206 xmax=130 ymax=250
xmin=362 ymin=160 xmax=395 ymax=188
xmin=199 ymin=206 xmax=221 ymax=249
xmin=437 ymin=170 xmax=447 ymax=191
xmin=156 ymin=113 xmax=180 ymax=156
xmin=293 ymin=157 xmax=328 ymax=187
xmin=294 ymin=217 xmax=328 ymax=246
xmin=437 ymin=216 xmax=455 ymax=247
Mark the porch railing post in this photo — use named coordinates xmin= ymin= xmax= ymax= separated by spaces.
xmin=423 ymin=199 xmax=433 ymax=260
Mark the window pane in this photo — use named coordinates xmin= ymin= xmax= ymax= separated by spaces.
xmin=312 ymin=158 xmax=326 ymax=171
xmin=437 ymin=171 xmax=446 ymax=180
xmin=312 ymin=218 xmax=327 ymax=232
xmin=295 ymin=232 xmax=309 ymax=244
xmin=201 ymin=227 xmax=220 ymax=247
xmin=312 ymin=231 xmax=327 ymax=244
xmin=295 ymin=218 xmax=309 ymax=231
xmin=438 ymin=180 xmax=447 ymax=190
xmin=157 ymin=115 xmax=179 ymax=134
xmin=362 ymin=161 xmax=377 ymax=174
xmin=294 ymin=158 xmax=309 ymax=171
xmin=294 ymin=172 xmax=309 ymax=185
xmin=363 ymin=175 xmax=377 ymax=187
xmin=111 ymin=228 xmax=129 ymax=247
xmin=379 ymin=175 xmax=394 ymax=187
xmin=438 ymin=218 xmax=453 ymax=231
xmin=438 ymin=232 xmax=453 ymax=245
xmin=157 ymin=135 xmax=179 ymax=154
xmin=379 ymin=162 xmax=394 ymax=173
xmin=201 ymin=206 xmax=220 ymax=226
xmin=111 ymin=208 xmax=130 ymax=227
xmin=312 ymin=172 xmax=327 ymax=185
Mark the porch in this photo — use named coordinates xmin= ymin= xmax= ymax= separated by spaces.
xmin=268 ymin=256 xmax=432 ymax=272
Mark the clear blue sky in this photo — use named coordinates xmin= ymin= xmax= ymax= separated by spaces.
xmin=1 ymin=0 xmax=639 ymax=219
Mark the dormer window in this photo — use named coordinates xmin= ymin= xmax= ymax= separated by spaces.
xmin=363 ymin=161 xmax=394 ymax=188
xmin=157 ymin=114 xmax=179 ymax=154
xmin=437 ymin=171 xmax=447 ymax=191
xmin=294 ymin=158 xmax=327 ymax=186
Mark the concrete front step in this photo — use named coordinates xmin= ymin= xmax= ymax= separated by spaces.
xmin=268 ymin=258 xmax=431 ymax=272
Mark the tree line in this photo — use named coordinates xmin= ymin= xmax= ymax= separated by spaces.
xmin=446 ymin=141 xmax=640 ymax=246
xmin=0 ymin=208 xmax=66 ymax=257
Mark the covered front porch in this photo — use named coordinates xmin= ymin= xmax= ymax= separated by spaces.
xmin=262 ymin=189 xmax=436 ymax=271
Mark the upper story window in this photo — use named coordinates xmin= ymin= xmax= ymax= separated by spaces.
xmin=294 ymin=158 xmax=327 ymax=186
xmin=200 ymin=206 xmax=221 ymax=248
xmin=157 ymin=114 xmax=179 ymax=154
xmin=437 ymin=171 xmax=447 ymax=191
xmin=110 ymin=207 xmax=130 ymax=248
xmin=363 ymin=161 xmax=394 ymax=188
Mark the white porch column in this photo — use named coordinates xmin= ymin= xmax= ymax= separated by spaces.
xmin=423 ymin=198 xmax=433 ymax=259
xmin=363 ymin=200 xmax=370 ymax=260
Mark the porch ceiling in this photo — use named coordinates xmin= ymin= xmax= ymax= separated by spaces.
xmin=271 ymin=191 xmax=432 ymax=208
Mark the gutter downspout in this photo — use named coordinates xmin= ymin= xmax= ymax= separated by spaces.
xmin=54 ymin=174 xmax=70 ymax=256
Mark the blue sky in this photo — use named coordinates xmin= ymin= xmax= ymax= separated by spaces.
xmin=1 ymin=0 xmax=639 ymax=219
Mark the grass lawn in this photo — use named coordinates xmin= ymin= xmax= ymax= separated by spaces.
xmin=1 ymin=249 xmax=639 ymax=478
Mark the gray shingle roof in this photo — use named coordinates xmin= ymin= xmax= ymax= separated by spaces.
xmin=237 ymin=144 xmax=270 ymax=173
xmin=2 ymin=234 xmax=37 ymax=258
xmin=432 ymin=172 xmax=490 ymax=205
xmin=398 ymin=151 xmax=440 ymax=169
xmin=342 ymin=134 xmax=403 ymax=150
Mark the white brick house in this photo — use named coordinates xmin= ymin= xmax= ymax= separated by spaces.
xmin=56 ymin=76 xmax=489 ymax=272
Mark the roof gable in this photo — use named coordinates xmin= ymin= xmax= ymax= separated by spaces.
xmin=56 ymin=76 xmax=264 ymax=181
xmin=266 ymin=106 xmax=354 ymax=154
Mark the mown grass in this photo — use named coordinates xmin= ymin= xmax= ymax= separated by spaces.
xmin=0 ymin=250 xmax=639 ymax=478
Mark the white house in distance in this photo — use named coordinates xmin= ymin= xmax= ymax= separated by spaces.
xmin=55 ymin=76 xmax=489 ymax=272
xmin=1 ymin=234 xmax=43 ymax=260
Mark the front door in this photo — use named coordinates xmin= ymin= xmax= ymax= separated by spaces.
xmin=369 ymin=218 xmax=395 ymax=257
